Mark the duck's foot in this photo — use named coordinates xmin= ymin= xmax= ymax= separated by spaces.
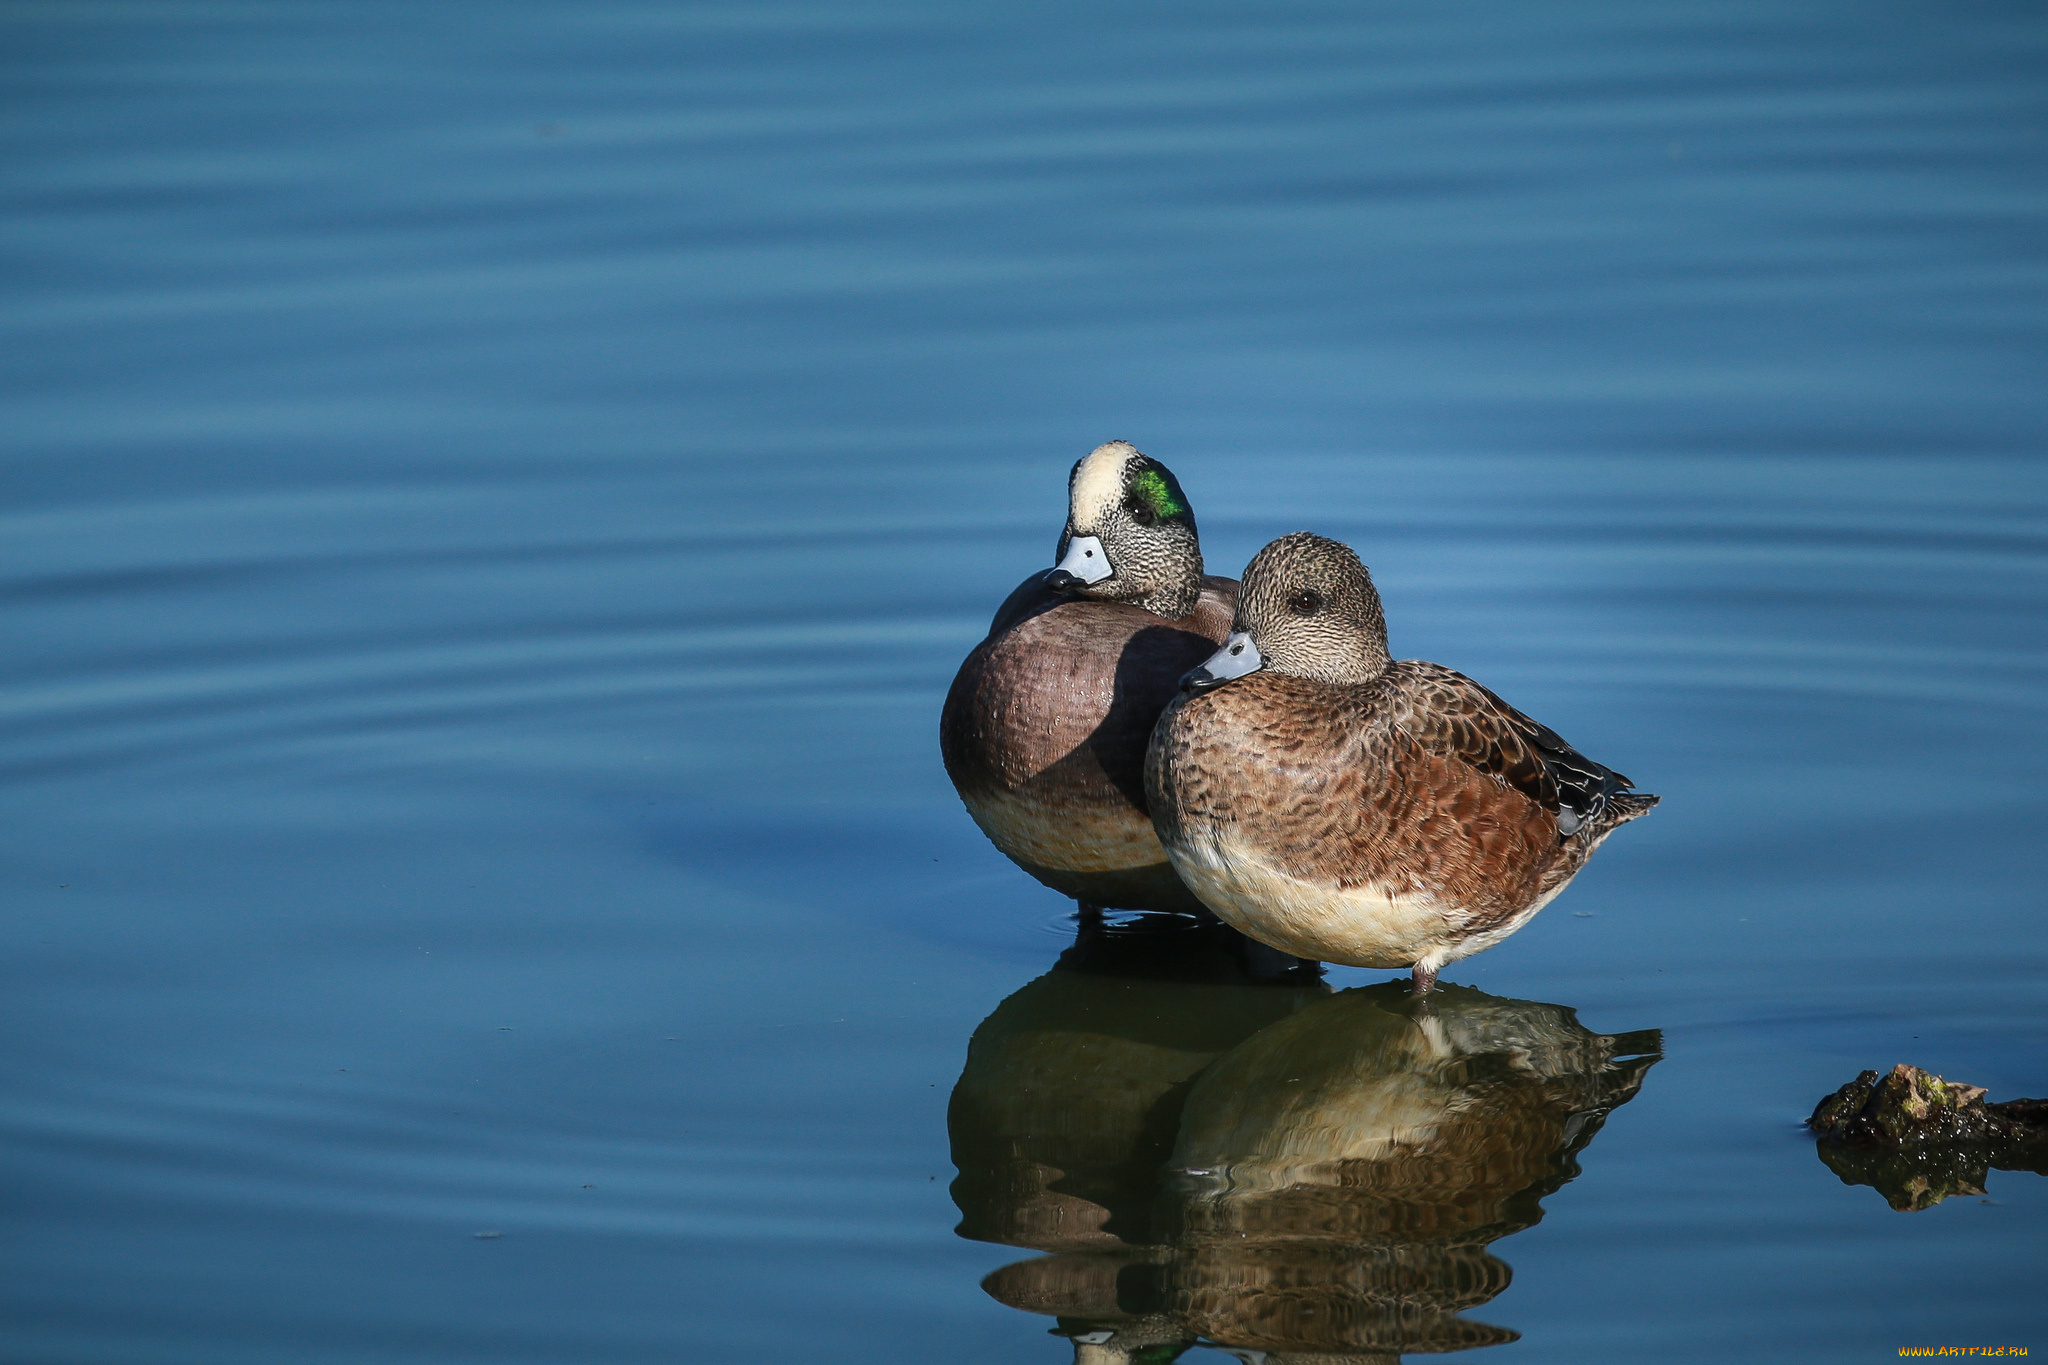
xmin=1075 ymin=901 xmax=1105 ymax=926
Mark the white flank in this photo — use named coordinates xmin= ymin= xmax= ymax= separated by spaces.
xmin=1167 ymin=828 xmax=1456 ymax=968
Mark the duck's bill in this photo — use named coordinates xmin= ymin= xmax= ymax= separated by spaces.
xmin=1183 ymin=632 xmax=1263 ymax=691
xmin=1044 ymin=535 xmax=1112 ymax=591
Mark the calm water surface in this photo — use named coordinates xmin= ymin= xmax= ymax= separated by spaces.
xmin=3 ymin=2 xmax=2045 ymax=1361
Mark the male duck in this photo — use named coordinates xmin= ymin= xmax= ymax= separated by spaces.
xmin=941 ymin=442 xmax=1237 ymax=914
xmin=1145 ymin=532 xmax=1656 ymax=991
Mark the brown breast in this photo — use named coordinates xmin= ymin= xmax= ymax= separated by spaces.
xmin=942 ymin=576 xmax=1236 ymax=815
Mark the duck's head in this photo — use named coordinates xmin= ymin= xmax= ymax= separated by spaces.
xmin=1046 ymin=441 xmax=1204 ymax=619
xmin=1185 ymin=531 xmax=1391 ymax=692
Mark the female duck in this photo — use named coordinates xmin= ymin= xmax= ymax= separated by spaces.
xmin=941 ymin=442 xmax=1236 ymax=914
xmin=1145 ymin=532 xmax=1656 ymax=990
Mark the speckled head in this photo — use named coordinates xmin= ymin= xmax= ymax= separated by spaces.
xmin=1225 ymin=531 xmax=1392 ymax=686
xmin=1048 ymin=441 xmax=1205 ymax=619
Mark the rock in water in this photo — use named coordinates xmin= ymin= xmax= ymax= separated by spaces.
xmin=1808 ymin=1064 xmax=2048 ymax=1211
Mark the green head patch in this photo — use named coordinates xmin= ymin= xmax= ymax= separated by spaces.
xmin=1129 ymin=465 xmax=1190 ymax=522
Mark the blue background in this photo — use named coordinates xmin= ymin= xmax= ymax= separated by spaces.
xmin=2 ymin=2 xmax=2043 ymax=1360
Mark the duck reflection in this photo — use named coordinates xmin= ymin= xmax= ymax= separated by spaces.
xmin=1164 ymin=984 xmax=1659 ymax=1359
xmin=953 ymin=950 xmax=1659 ymax=1364
xmin=950 ymin=914 xmax=1325 ymax=1361
xmin=951 ymin=914 xmax=1327 ymax=1252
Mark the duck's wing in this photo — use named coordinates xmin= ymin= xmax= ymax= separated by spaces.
xmin=1388 ymin=662 xmax=1640 ymax=837
xmin=1196 ymin=574 xmax=1240 ymax=609
xmin=1187 ymin=574 xmax=1240 ymax=640
xmin=984 ymin=570 xmax=1068 ymax=636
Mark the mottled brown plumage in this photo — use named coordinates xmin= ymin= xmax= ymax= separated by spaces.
xmin=1147 ymin=532 xmax=1656 ymax=988
xmin=941 ymin=442 xmax=1236 ymax=912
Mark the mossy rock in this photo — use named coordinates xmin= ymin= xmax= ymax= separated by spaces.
xmin=1809 ymin=1064 xmax=2048 ymax=1211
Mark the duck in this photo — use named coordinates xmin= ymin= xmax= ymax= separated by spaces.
xmin=940 ymin=441 xmax=1237 ymax=914
xmin=1145 ymin=531 xmax=1657 ymax=991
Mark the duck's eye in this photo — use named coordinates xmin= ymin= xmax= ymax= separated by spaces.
xmin=1124 ymin=497 xmax=1157 ymax=526
xmin=1289 ymin=590 xmax=1323 ymax=615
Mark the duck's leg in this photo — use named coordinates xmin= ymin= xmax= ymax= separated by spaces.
xmin=1408 ymin=959 xmax=1442 ymax=1019
xmin=1075 ymin=900 xmax=1105 ymax=927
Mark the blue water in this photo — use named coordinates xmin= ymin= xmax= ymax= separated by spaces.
xmin=3 ymin=1 xmax=2045 ymax=1360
